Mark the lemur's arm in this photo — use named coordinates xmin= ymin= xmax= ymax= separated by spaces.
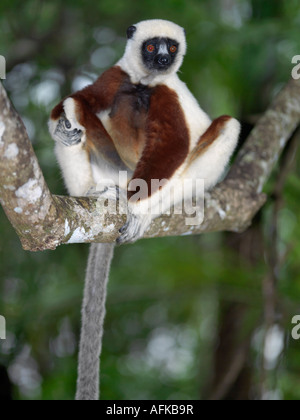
xmin=50 ymin=66 xmax=127 ymax=147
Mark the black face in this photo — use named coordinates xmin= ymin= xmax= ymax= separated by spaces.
xmin=141 ymin=37 xmax=179 ymax=72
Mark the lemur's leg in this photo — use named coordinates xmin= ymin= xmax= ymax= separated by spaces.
xmin=183 ymin=115 xmax=240 ymax=189
xmin=117 ymin=116 xmax=240 ymax=244
xmin=49 ymin=98 xmax=94 ymax=197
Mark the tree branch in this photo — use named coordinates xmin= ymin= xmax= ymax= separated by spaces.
xmin=0 ymin=79 xmax=299 ymax=251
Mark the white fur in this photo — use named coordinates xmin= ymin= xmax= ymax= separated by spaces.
xmin=91 ymin=162 xmax=131 ymax=190
xmin=158 ymin=43 xmax=168 ymax=54
xmin=48 ymin=118 xmax=59 ymax=140
xmin=55 ymin=142 xmax=93 ymax=196
xmin=184 ymin=117 xmax=240 ymax=190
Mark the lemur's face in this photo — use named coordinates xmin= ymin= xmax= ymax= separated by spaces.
xmin=141 ymin=37 xmax=179 ymax=72
xmin=125 ymin=21 xmax=186 ymax=81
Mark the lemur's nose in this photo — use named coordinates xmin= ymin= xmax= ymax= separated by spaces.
xmin=158 ymin=55 xmax=170 ymax=66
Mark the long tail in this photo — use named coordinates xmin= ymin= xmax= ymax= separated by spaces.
xmin=75 ymin=243 xmax=115 ymax=400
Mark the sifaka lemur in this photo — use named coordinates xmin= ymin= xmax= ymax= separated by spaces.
xmin=49 ymin=19 xmax=240 ymax=400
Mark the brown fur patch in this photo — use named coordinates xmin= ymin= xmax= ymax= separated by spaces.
xmin=51 ymin=101 xmax=64 ymax=121
xmin=50 ymin=66 xmax=126 ymax=121
xmin=128 ymin=84 xmax=190 ymax=200
xmin=71 ymin=66 xmax=127 ymax=114
xmin=188 ymin=115 xmax=232 ymax=166
xmin=108 ymin=81 xmax=152 ymax=170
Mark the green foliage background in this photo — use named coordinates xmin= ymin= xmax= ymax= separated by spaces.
xmin=0 ymin=0 xmax=300 ymax=400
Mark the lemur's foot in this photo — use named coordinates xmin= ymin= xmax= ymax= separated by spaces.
xmin=54 ymin=113 xmax=83 ymax=146
xmin=88 ymin=184 xmax=128 ymax=211
xmin=89 ymin=185 xmax=127 ymax=201
xmin=117 ymin=213 xmax=152 ymax=245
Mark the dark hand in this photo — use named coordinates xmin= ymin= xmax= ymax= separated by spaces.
xmin=54 ymin=113 xmax=83 ymax=146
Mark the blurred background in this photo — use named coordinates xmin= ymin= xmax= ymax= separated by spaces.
xmin=0 ymin=0 xmax=300 ymax=400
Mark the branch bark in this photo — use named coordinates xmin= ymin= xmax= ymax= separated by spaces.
xmin=0 ymin=79 xmax=299 ymax=251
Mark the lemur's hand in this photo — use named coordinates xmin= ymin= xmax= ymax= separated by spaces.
xmin=54 ymin=113 xmax=83 ymax=146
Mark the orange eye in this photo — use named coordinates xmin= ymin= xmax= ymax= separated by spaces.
xmin=147 ymin=45 xmax=155 ymax=52
xmin=170 ymin=45 xmax=177 ymax=53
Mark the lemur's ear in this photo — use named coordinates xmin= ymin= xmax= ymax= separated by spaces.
xmin=127 ymin=25 xmax=137 ymax=39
